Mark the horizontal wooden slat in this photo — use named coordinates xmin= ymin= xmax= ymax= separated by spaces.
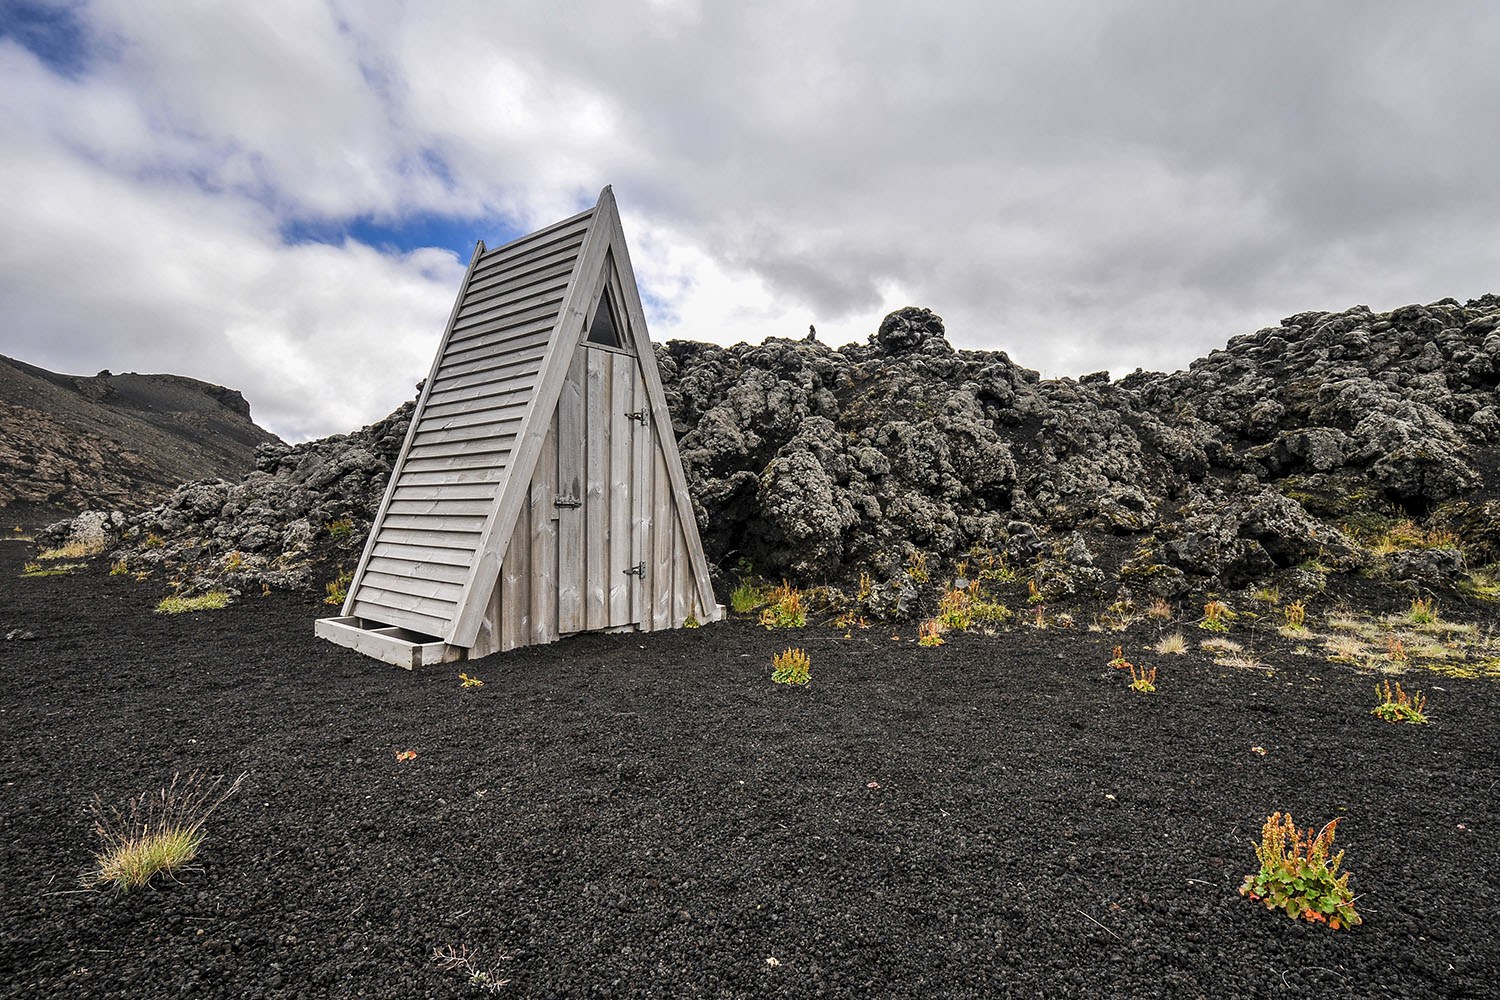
xmin=350 ymin=599 xmax=453 ymax=638
xmin=425 ymin=367 xmax=542 ymax=408
xmin=370 ymin=540 xmax=474 ymax=567
xmin=458 ymin=264 xmax=573 ymax=317
xmin=391 ymin=482 xmax=503 ymax=502
xmin=405 ymin=435 xmax=518 ymax=461
xmin=451 ymin=297 xmax=563 ymax=338
xmin=374 ymin=526 xmax=484 ymax=549
xmin=360 ymin=570 xmax=465 ymax=603
xmin=416 ymin=398 xmax=530 ymax=431
xmin=445 ymin=312 xmax=558 ymax=353
xmin=433 ymin=345 xmax=549 ymax=386
xmin=364 ymin=555 xmax=474 ymax=585
xmin=412 ymin=417 xmax=524 ymax=448
xmin=440 ymin=329 xmax=555 ymax=372
xmin=352 ymin=586 xmax=455 ymax=620
xmin=463 ymin=253 xmax=577 ymax=302
xmin=385 ymin=498 xmax=496 ymax=517
xmin=399 ymin=451 xmax=510 ymax=474
xmin=472 ymin=216 xmax=591 ymax=280
xmin=378 ymin=512 xmax=490 ymax=533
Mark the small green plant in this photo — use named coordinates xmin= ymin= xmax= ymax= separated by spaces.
xmin=856 ymin=571 xmax=873 ymax=603
xmin=1407 ymin=597 xmax=1437 ymax=626
xmin=324 ymin=570 xmax=353 ymax=607
xmin=1030 ymin=605 xmax=1047 ymax=629
xmin=1198 ymin=600 xmax=1235 ymax=632
xmin=1128 ymin=663 xmax=1157 ymax=694
xmin=906 ymin=551 xmax=929 ymax=583
xmin=21 ymin=561 xmax=84 ymax=577
xmin=730 ymin=580 xmax=767 ymax=614
xmin=1154 ymin=632 xmax=1187 ymax=655
xmin=683 ymin=614 xmax=701 ymax=629
xmin=326 ymin=517 xmax=356 ymax=546
xmin=1385 ymin=635 xmax=1409 ymax=663
xmin=1253 ymin=585 xmax=1281 ymax=604
xmin=88 ymin=771 xmax=247 ymax=891
xmin=937 ymin=584 xmax=973 ymax=631
xmin=917 ymin=619 xmax=945 ymax=647
xmin=224 ymin=551 xmax=244 ymax=573
xmin=432 ymin=944 xmax=511 ymax=994
xmin=771 ymin=647 xmax=811 ymax=685
xmin=1026 ymin=579 xmax=1044 ymax=604
xmin=155 ymin=592 xmax=230 ymax=614
xmin=1240 ymin=812 xmax=1361 ymax=930
xmin=458 ymin=673 xmax=485 ymax=689
xmin=758 ymin=581 xmax=805 ymax=629
xmin=1108 ymin=645 xmax=1131 ymax=669
xmin=970 ymin=598 xmax=1012 ymax=626
xmin=1372 ymin=679 xmax=1428 ymax=724
xmin=109 ymin=560 xmax=129 ymax=576
xmin=143 ymin=533 xmax=165 ymax=549
xmin=1282 ymin=601 xmax=1307 ymax=632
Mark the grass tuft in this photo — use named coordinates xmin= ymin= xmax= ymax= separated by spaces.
xmin=1154 ymin=632 xmax=1188 ymax=655
xmin=38 ymin=539 xmax=105 ymax=561
xmin=88 ymin=771 xmax=247 ymax=890
xmin=155 ymin=592 xmax=230 ymax=614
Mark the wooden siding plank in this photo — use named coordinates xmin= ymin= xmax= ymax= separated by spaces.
xmin=349 ymin=600 xmax=451 ymax=638
xmin=440 ymin=325 xmax=555 ymax=370
xmin=500 ymin=485 xmax=531 ymax=650
xmin=391 ymin=482 xmax=502 ymax=502
xmin=411 ymin=417 xmax=525 ymax=448
xmin=445 ymin=312 xmax=557 ymax=354
xmin=455 ymin=278 xmax=568 ymax=323
xmin=471 ymin=216 xmax=590 ymax=280
xmin=585 ymin=349 xmax=610 ymax=631
xmin=351 ymin=587 xmax=456 ymax=621
xmin=672 ymin=521 xmax=689 ymax=628
xmin=415 ymin=400 xmax=530 ymax=433
xmin=423 ymin=370 xmax=540 ymax=410
xmin=450 ymin=295 xmax=565 ymax=341
xmin=364 ymin=556 xmax=472 ymax=585
xmin=463 ymin=254 xmax=576 ymax=303
xmin=404 ymin=435 xmax=517 ymax=460
xmin=556 ymin=348 xmax=586 ymax=634
xmin=428 ymin=358 xmax=545 ymax=397
xmin=376 ymin=526 xmax=483 ymax=550
xmin=376 ymin=512 xmax=490 ymax=533
xmin=652 ymin=443 xmax=672 ymax=630
xmin=360 ymin=570 xmax=465 ymax=603
xmin=435 ymin=342 xmax=550 ymax=382
xmin=530 ymin=411 xmax=559 ymax=644
xmin=419 ymin=384 xmax=533 ymax=420
xmin=384 ymin=498 xmax=496 ymax=518
xmin=370 ymin=541 xmax=474 ymax=567
xmin=630 ymin=359 xmax=652 ymax=629
xmin=398 ymin=452 xmax=509 ymax=475
xmin=392 ymin=470 xmax=504 ymax=490
xmin=608 ymin=353 xmax=633 ymax=627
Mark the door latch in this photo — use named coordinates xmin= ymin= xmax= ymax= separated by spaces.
xmin=554 ymin=494 xmax=582 ymax=509
xmin=623 ymin=562 xmax=647 ymax=578
xmin=625 ymin=409 xmax=648 ymax=423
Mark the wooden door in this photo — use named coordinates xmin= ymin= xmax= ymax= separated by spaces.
xmin=556 ymin=346 xmax=644 ymax=634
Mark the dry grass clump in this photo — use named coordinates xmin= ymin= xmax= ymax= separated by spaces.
xmin=21 ymin=561 xmax=84 ymax=578
xmin=37 ymin=538 xmax=105 ymax=561
xmin=155 ymin=591 xmax=230 ymax=614
xmin=1200 ymin=636 xmax=1242 ymax=654
xmin=1154 ymin=632 xmax=1188 ymax=655
xmin=1216 ymin=653 xmax=1269 ymax=672
xmin=88 ymin=771 xmax=247 ymax=890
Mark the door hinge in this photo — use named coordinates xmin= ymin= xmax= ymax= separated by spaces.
xmin=554 ymin=494 xmax=582 ymax=509
xmin=623 ymin=562 xmax=647 ymax=578
xmin=625 ymin=409 xmax=648 ymax=423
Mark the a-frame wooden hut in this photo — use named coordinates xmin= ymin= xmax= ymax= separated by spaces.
xmin=316 ymin=187 xmax=723 ymax=668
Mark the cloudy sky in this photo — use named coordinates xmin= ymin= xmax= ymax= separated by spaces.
xmin=2 ymin=1 xmax=1497 ymax=441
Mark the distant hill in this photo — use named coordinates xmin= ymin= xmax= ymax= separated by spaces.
xmin=0 ymin=354 xmax=281 ymax=516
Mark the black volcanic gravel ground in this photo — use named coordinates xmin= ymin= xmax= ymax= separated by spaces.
xmin=2 ymin=537 xmax=1499 ymax=999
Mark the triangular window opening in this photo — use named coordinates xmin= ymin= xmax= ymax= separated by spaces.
xmin=586 ymin=287 xmax=626 ymax=349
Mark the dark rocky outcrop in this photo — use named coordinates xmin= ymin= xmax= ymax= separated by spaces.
xmin=0 ymin=354 xmax=280 ymax=515
xmin=40 ymin=296 xmax=1500 ymax=612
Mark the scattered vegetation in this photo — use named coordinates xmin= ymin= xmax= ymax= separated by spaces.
xmin=109 ymin=560 xmax=129 ymax=576
xmin=1128 ymin=663 xmax=1157 ymax=694
xmin=324 ymin=570 xmax=353 ymax=607
xmin=458 ymin=673 xmax=485 ymax=689
xmin=1200 ymin=637 xmax=1242 ymax=655
xmin=906 ymin=550 xmax=929 ymax=583
xmin=1146 ymin=598 xmax=1174 ymax=621
xmin=1368 ymin=518 xmax=1458 ymax=555
xmin=1108 ymin=646 xmax=1132 ymax=669
xmin=1240 ymin=812 xmax=1361 ymax=930
xmin=143 ymin=533 xmax=165 ymax=549
xmin=1372 ymin=679 xmax=1428 ymax=725
xmin=87 ymin=770 xmax=247 ymax=891
xmin=1281 ymin=601 xmax=1307 ymax=633
xmin=1253 ymin=585 xmax=1280 ymax=604
xmin=758 ymin=581 xmax=806 ymax=629
xmin=918 ymin=620 xmax=945 ymax=647
xmin=1407 ymin=597 xmax=1437 ymax=626
xmin=326 ymin=517 xmax=356 ymax=546
xmin=1027 ymin=579 xmax=1043 ymax=604
xmin=155 ymin=592 xmax=230 ymax=614
xmin=684 ymin=615 xmax=702 ymax=629
xmin=1198 ymin=600 xmax=1235 ymax=632
xmin=937 ymin=584 xmax=974 ymax=631
xmin=1154 ymin=632 xmax=1188 ymax=656
xmin=856 ymin=571 xmax=873 ymax=603
xmin=224 ymin=550 xmax=245 ymax=573
xmin=21 ymin=561 xmax=83 ymax=577
xmin=432 ymin=944 xmax=510 ymax=994
xmin=1385 ymin=636 xmax=1409 ymax=664
xmin=1458 ymin=569 xmax=1500 ymax=602
xmin=970 ymin=597 xmax=1013 ymax=627
xmin=37 ymin=538 xmax=104 ymax=561
xmin=771 ymin=647 xmax=812 ymax=685
xmin=730 ymin=579 xmax=768 ymax=614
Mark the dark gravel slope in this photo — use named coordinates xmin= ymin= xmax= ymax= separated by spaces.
xmin=1 ymin=541 xmax=1497 ymax=998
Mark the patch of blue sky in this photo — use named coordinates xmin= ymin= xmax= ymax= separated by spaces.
xmin=0 ymin=0 xmax=95 ymax=77
xmin=281 ymin=210 xmax=526 ymax=260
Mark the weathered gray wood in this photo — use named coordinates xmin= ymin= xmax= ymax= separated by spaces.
xmin=672 ymin=521 xmax=689 ymax=628
xmin=427 ymin=359 xmax=545 ymax=398
xmin=385 ymin=498 xmax=496 ymax=517
xmin=370 ymin=541 xmax=474 ymax=567
xmin=376 ymin=512 xmax=489 ymax=534
xmin=652 ymin=445 xmax=672 ymax=630
xmin=415 ymin=399 xmax=531 ymax=432
xmin=556 ymin=348 xmax=586 ymax=634
xmin=434 ymin=342 xmax=550 ymax=382
xmin=604 ymin=202 xmax=721 ymax=620
xmin=361 ymin=570 xmax=464 ymax=603
xmin=315 ymin=617 xmax=457 ymax=670
xmin=584 ymin=349 xmax=610 ymax=632
xmin=630 ymin=357 xmax=653 ymax=628
xmin=404 ymin=436 xmax=517 ymax=461
xmin=411 ymin=417 xmax=524 ymax=448
xmin=349 ymin=599 xmax=452 ymax=638
xmin=451 ymin=297 xmax=566 ymax=340
xmin=399 ymin=453 xmax=508 ymax=475
xmin=529 ymin=411 xmax=560 ymax=644
xmin=608 ymin=353 xmax=633 ymax=627
xmin=376 ymin=526 xmax=482 ymax=550
xmin=391 ymin=482 xmax=501 ymax=502
xmin=471 ymin=216 xmax=590 ymax=281
xmin=463 ymin=255 xmax=576 ymax=304
xmin=343 ymin=240 xmax=487 ymax=618
xmin=353 ymin=586 xmax=457 ymax=621
xmin=420 ymin=382 xmax=533 ymax=418
xmin=500 ymin=480 xmax=531 ymax=650
xmin=364 ymin=556 xmax=472 ymax=585
xmin=441 ymin=325 xmax=555 ymax=368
